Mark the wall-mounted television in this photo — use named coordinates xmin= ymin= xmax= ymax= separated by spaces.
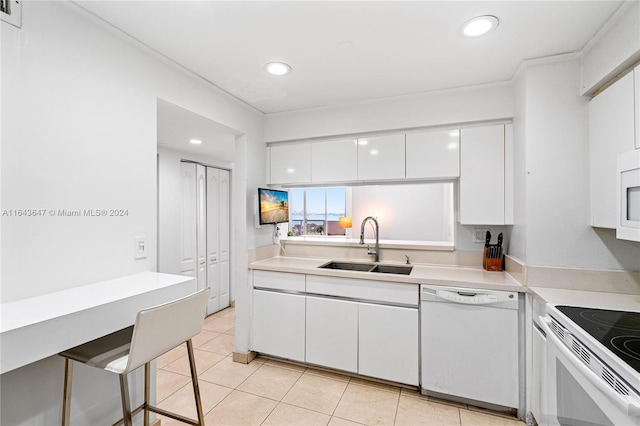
xmin=258 ymin=188 xmax=289 ymax=225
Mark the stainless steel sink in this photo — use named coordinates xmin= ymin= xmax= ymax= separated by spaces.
xmin=319 ymin=261 xmax=375 ymax=272
xmin=370 ymin=265 xmax=413 ymax=275
xmin=318 ymin=261 xmax=413 ymax=275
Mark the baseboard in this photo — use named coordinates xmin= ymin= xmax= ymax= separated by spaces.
xmin=232 ymin=351 xmax=256 ymax=364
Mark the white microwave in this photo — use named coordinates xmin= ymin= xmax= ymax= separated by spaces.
xmin=617 ymin=150 xmax=640 ymax=242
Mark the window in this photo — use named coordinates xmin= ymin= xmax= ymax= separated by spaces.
xmin=289 ymin=187 xmax=347 ymax=236
xmin=1 ymin=0 xmax=21 ymax=28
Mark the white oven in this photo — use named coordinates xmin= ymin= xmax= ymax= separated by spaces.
xmin=617 ymin=150 xmax=640 ymax=242
xmin=539 ymin=314 xmax=640 ymax=426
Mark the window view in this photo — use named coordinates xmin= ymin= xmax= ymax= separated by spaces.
xmin=289 ymin=187 xmax=347 ymax=236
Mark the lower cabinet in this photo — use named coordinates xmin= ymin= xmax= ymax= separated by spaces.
xmin=252 ymin=271 xmax=419 ymax=386
xmin=306 ymin=296 xmax=358 ymax=373
xmin=252 ymin=289 xmax=305 ymax=362
xmin=358 ymin=303 xmax=419 ymax=385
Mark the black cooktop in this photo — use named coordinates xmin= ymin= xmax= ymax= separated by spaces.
xmin=556 ymin=305 xmax=640 ymax=374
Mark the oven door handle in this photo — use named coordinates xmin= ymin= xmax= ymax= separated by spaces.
xmin=539 ymin=316 xmax=640 ymax=418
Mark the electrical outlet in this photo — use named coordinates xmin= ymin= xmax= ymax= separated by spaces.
xmin=473 ymin=228 xmax=490 ymax=243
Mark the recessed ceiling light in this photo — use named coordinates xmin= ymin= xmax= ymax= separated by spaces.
xmin=264 ymin=62 xmax=292 ymax=76
xmin=460 ymin=15 xmax=499 ymax=37
xmin=189 ymin=139 xmax=202 ymax=145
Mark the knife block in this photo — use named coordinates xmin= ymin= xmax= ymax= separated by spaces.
xmin=483 ymin=245 xmax=503 ymax=272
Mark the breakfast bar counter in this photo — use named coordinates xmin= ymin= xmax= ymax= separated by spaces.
xmin=0 ymin=272 xmax=196 ymax=374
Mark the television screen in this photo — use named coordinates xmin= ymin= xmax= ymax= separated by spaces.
xmin=258 ymin=188 xmax=289 ymax=225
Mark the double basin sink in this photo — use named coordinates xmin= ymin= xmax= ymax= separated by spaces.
xmin=319 ymin=261 xmax=413 ymax=276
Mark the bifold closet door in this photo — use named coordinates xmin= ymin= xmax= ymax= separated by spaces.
xmin=181 ymin=162 xmax=230 ymax=314
xmin=179 ymin=162 xmax=197 ymax=278
xmin=206 ymin=167 xmax=230 ymax=314
xmin=196 ymin=164 xmax=207 ymax=291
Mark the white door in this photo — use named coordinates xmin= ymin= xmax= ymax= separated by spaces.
xmin=459 ymin=125 xmax=505 ymax=225
xmin=252 ymin=289 xmax=306 ymax=362
xmin=196 ymin=164 xmax=207 ymax=291
xmin=206 ymin=167 xmax=220 ymax=313
xmin=306 ymin=296 xmax=358 ymax=373
xmin=358 ymin=303 xmax=418 ymax=385
xmin=179 ymin=162 xmax=197 ymax=278
xmin=218 ymin=169 xmax=230 ymax=308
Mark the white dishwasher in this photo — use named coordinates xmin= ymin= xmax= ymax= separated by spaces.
xmin=420 ymin=284 xmax=519 ymax=410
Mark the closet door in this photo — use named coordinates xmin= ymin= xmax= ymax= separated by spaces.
xmin=218 ymin=169 xmax=230 ymax=308
xmin=206 ymin=168 xmax=221 ymax=313
xmin=179 ymin=162 xmax=197 ymax=278
xmin=206 ymin=167 xmax=231 ymax=315
xmin=196 ymin=164 xmax=207 ymax=291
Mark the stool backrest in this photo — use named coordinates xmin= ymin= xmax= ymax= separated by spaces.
xmin=125 ymin=288 xmax=210 ymax=373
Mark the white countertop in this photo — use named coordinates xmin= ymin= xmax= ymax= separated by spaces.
xmin=0 ymin=272 xmax=197 ymax=374
xmin=530 ymin=286 xmax=640 ymax=312
xmin=249 ymin=256 xmax=525 ymax=292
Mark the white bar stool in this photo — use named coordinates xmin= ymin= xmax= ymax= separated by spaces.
xmin=59 ymin=288 xmax=210 ymax=426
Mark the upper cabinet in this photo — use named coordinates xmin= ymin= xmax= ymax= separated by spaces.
xmin=357 ymin=134 xmax=405 ymax=181
xmin=405 ymin=129 xmax=459 ymax=179
xmin=459 ymin=124 xmax=512 ymax=225
xmin=311 ymin=139 xmax=358 ymax=183
xmin=589 ymin=70 xmax=636 ymax=228
xmin=269 ymin=143 xmax=311 ymax=185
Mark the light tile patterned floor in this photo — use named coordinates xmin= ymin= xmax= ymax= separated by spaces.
xmin=156 ymin=307 xmax=525 ymax=426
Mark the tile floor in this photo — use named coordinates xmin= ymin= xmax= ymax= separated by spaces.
xmin=155 ymin=307 xmax=525 ymax=426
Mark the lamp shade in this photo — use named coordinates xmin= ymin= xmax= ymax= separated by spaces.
xmin=338 ymin=216 xmax=352 ymax=229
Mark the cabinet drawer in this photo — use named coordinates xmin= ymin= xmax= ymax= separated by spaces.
xmin=306 ymin=275 xmax=418 ymax=306
xmin=253 ymin=270 xmax=305 ymax=292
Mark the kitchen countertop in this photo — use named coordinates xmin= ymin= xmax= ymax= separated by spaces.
xmin=0 ymin=272 xmax=197 ymax=374
xmin=530 ymin=286 xmax=640 ymax=312
xmin=249 ymin=256 xmax=525 ymax=292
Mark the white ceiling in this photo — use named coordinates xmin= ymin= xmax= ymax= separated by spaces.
xmin=74 ymin=1 xmax=624 ymax=158
xmin=157 ymin=99 xmax=237 ymax=162
xmin=77 ymin=1 xmax=623 ymax=115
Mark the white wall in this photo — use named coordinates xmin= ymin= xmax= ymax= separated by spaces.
xmin=264 ymin=83 xmax=514 ymax=142
xmin=1 ymin=2 xmax=263 ymax=424
xmin=514 ymin=56 xmax=640 ymax=271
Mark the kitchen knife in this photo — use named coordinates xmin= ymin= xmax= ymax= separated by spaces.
xmin=497 ymin=233 xmax=503 ymax=258
xmin=485 ymin=231 xmax=491 ymax=247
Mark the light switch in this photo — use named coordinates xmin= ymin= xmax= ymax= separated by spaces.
xmin=134 ymin=237 xmax=147 ymax=259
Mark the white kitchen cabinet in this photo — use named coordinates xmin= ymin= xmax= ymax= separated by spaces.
xmin=311 ymin=139 xmax=358 ymax=183
xmin=269 ymin=143 xmax=311 ymax=184
xmin=405 ymin=129 xmax=459 ymax=179
xmin=358 ymin=303 xmax=418 ymax=385
xmin=459 ymin=125 xmax=507 ymax=225
xmin=306 ymin=296 xmax=358 ymax=373
xmin=253 ymin=270 xmax=305 ymax=292
xmin=252 ymin=289 xmax=305 ymax=362
xmin=589 ymin=70 xmax=636 ymax=228
xmin=504 ymin=124 xmax=514 ymax=225
xmin=357 ymin=134 xmax=405 ymax=181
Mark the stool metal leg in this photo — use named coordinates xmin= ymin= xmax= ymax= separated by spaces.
xmin=119 ymin=374 xmax=133 ymax=426
xmin=186 ymin=340 xmax=204 ymax=425
xmin=144 ymin=362 xmax=151 ymax=426
xmin=62 ymin=358 xmax=73 ymax=426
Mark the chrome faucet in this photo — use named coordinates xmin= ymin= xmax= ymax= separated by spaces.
xmin=359 ymin=216 xmax=380 ymax=262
